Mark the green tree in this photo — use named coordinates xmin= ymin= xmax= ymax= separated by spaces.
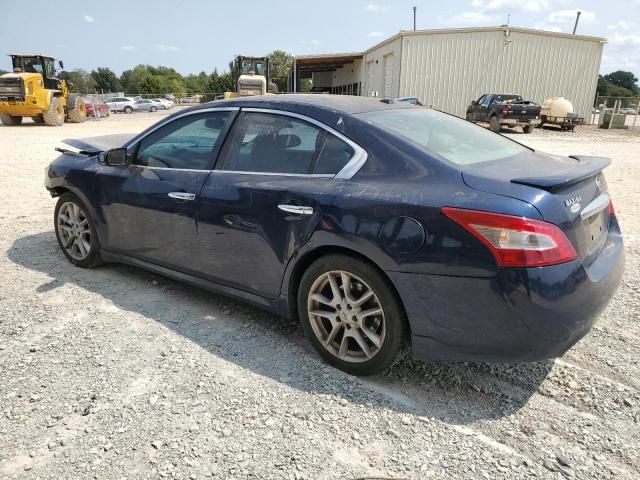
xmin=300 ymin=78 xmax=312 ymax=92
xmin=267 ymin=50 xmax=293 ymax=92
xmin=167 ymin=78 xmax=186 ymax=98
xmin=207 ymin=69 xmax=234 ymax=93
xmin=59 ymin=69 xmax=96 ymax=93
xmin=91 ymin=67 xmax=121 ymax=93
xmin=604 ymin=70 xmax=639 ymax=94
xmin=138 ymin=74 xmax=163 ymax=94
xmin=0 ymin=69 xmax=8 ymax=76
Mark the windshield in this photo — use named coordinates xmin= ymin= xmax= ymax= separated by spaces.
xmin=359 ymin=108 xmax=528 ymax=166
xmin=13 ymin=57 xmax=43 ymax=74
xmin=239 ymin=59 xmax=267 ymax=77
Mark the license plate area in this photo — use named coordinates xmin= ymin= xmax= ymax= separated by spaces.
xmin=582 ymin=210 xmax=608 ymax=255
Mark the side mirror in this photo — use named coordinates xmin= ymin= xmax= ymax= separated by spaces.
xmin=102 ymin=148 xmax=129 ymax=166
xmin=471 ymin=100 xmax=478 ymax=106
xmin=58 ymin=60 xmax=64 ymax=69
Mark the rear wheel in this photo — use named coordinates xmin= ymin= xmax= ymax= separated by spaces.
xmin=123 ymin=106 xmax=133 ymax=114
xmin=298 ymin=255 xmax=410 ymax=376
xmin=0 ymin=114 xmax=23 ymax=126
xmin=43 ymin=97 xmax=64 ymax=126
xmin=66 ymin=94 xmax=86 ymax=123
xmin=523 ymin=124 xmax=534 ymax=134
xmin=150 ymin=106 xmax=157 ymax=112
xmin=54 ymin=192 xmax=103 ymax=268
xmin=489 ymin=115 xmax=501 ymax=133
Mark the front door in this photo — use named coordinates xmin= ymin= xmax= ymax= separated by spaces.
xmin=196 ymin=110 xmax=359 ymax=298
xmin=94 ymin=109 xmax=235 ymax=273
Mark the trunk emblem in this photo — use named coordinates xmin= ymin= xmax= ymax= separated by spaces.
xmin=565 ymin=195 xmax=582 ymax=211
xmin=595 ymin=176 xmax=602 ymax=191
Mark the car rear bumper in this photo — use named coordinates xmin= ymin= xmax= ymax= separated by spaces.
xmin=388 ymin=226 xmax=624 ymax=363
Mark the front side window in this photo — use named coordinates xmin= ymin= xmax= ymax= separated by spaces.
xmin=134 ymin=111 xmax=231 ymax=170
xmin=480 ymin=95 xmax=491 ymax=106
xmin=359 ymin=108 xmax=528 ymax=166
xmin=218 ymin=112 xmax=353 ymax=175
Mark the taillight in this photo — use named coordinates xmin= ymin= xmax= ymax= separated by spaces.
xmin=502 ymin=106 xmax=509 ymax=115
xmin=442 ymin=207 xmax=577 ymax=267
xmin=608 ymin=199 xmax=615 ymax=216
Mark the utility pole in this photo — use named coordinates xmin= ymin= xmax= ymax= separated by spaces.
xmin=572 ymin=11 xmax=581 ymax=34
xmin=413 ymin=6 xmax=416 ymax=31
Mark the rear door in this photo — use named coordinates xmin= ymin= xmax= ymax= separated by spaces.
xmin=476 ymin=95 xmax=491 ymax=121
xmin=196 ymin=109 xmax=362 ymax=298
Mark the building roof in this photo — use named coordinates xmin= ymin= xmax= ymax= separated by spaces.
xmin=293 ymin=26 xmax=607 ymax=73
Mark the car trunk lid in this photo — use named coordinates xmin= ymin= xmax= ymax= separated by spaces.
xmin=462 ymin=151 xmax=612 ymax=265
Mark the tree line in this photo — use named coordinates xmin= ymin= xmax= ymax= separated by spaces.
xmin=596 ymin=71 xmax=639 ymax=98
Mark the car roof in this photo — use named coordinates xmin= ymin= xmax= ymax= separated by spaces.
xmin=191 ymin=94 xmax=417 ymax=115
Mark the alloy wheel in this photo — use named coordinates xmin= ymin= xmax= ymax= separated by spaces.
xmin=307 ymin=270 xmax=386 ymax=363
xmin=57 ymin=202 xmax=91 ymax=261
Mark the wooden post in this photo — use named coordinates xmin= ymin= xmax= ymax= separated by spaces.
xmin=632 ymin=101 xmax=639 ymax=131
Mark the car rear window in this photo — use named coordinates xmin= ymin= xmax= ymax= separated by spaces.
xmin=358 ymin=108 xmax=528 ymax=166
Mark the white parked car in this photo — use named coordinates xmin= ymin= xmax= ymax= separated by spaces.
xmin=151 ymin=98 xmax=174 ymax=109
xmin=104 ymin=97 xmax=139 ymax=114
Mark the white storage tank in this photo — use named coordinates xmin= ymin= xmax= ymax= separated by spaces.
xmin=541 ymin=96 xmax=574 ymax=118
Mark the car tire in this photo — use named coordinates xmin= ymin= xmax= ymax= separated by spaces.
xmin=489 ymin=115 xmax=501 ymax=133
xmin=523 ymin=124 xmax=534 ymax=134
xmin=298 ymin=254 xmax=410 ymax=376
xmin=465 ymin=111 xmax=473 ymax=122
xmin=150 ymin=106 xmax=157 ymax=112
xmin=0 ymin=113 xmax=23 ymax=126
xmin=66 ymin=94 xmax=87 ymax=123
xmin=124 ymin=106 xmax=133 ymax=114
xmin=43 ymin=96 xmax=65 ymax=126
xmin=54 ymin=192 xmax=104 ymax=269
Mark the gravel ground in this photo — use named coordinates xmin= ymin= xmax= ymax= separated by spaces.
xmin=0 ymin=113 xmax=638 ymax=480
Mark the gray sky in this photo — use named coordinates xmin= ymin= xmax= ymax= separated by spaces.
xmin=1 ymin=0 xmax=638 ymax=78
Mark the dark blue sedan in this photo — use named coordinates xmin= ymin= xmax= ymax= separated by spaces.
xmin=45 ymin=95 xmax=624 ymax=375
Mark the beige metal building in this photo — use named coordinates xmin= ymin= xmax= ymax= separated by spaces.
xmin=293 ymin=26 xmax=606 ymax=119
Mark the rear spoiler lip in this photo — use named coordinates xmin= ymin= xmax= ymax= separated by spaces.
xmin=511 ymin=155 xmax=611 ymax=192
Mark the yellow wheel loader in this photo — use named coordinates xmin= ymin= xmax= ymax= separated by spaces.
xmin=224 ymin=55 xmax=279 ymax=99
xmin=0 ymin=54 xmax=86 ymax=126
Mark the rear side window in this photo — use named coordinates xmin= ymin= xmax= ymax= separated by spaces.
xmin=218 ymin=112 xmax=353 ymax=175
xmin=134 ymin=111 xmax=231 ymax=170
xmin=359 ymin=108 xmax=527 ymax=166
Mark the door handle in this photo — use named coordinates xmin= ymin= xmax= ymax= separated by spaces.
xmin=168 ymin=192 xmax=196 ymax=201
xmin=278 ymin=204 xmax=314 ymax=215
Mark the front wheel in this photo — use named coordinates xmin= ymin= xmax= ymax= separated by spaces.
xmin=54 ymin=193 xmax=103 ymax=268
xmin=150 ymin=106 xmax=157 ymax=112
xmin=0 ymin=113 xmax=23 ymax=126
xmin=123 ymin=106 xmax=133 ymax=114
xmin=298 ymin=255 xmax=409 ymax=376
xmin=465 ymin=111 xmax=473 ymax=122
xmin=523 ymin=124 xmax=534 ymax=134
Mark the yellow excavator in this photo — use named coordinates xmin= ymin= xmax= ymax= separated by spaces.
xmin=224 ymin=55 xmax=278 ymax=99
xmin=0 ymin=54 xmax=86 ymax=126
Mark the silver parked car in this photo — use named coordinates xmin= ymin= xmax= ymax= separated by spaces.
xmin=151 ymin=98 xmax=174 ymax=109
xmin=104 ymin=97 xmax=139 ymax=114
xmin=135 ymin=99 xmax=161 ymax=112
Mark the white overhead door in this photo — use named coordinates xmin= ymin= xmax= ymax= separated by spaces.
xmin=366 ymin=60 xmax=375 ymax=96
xmin=384 ymin=53 xmax=394 ymax=99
